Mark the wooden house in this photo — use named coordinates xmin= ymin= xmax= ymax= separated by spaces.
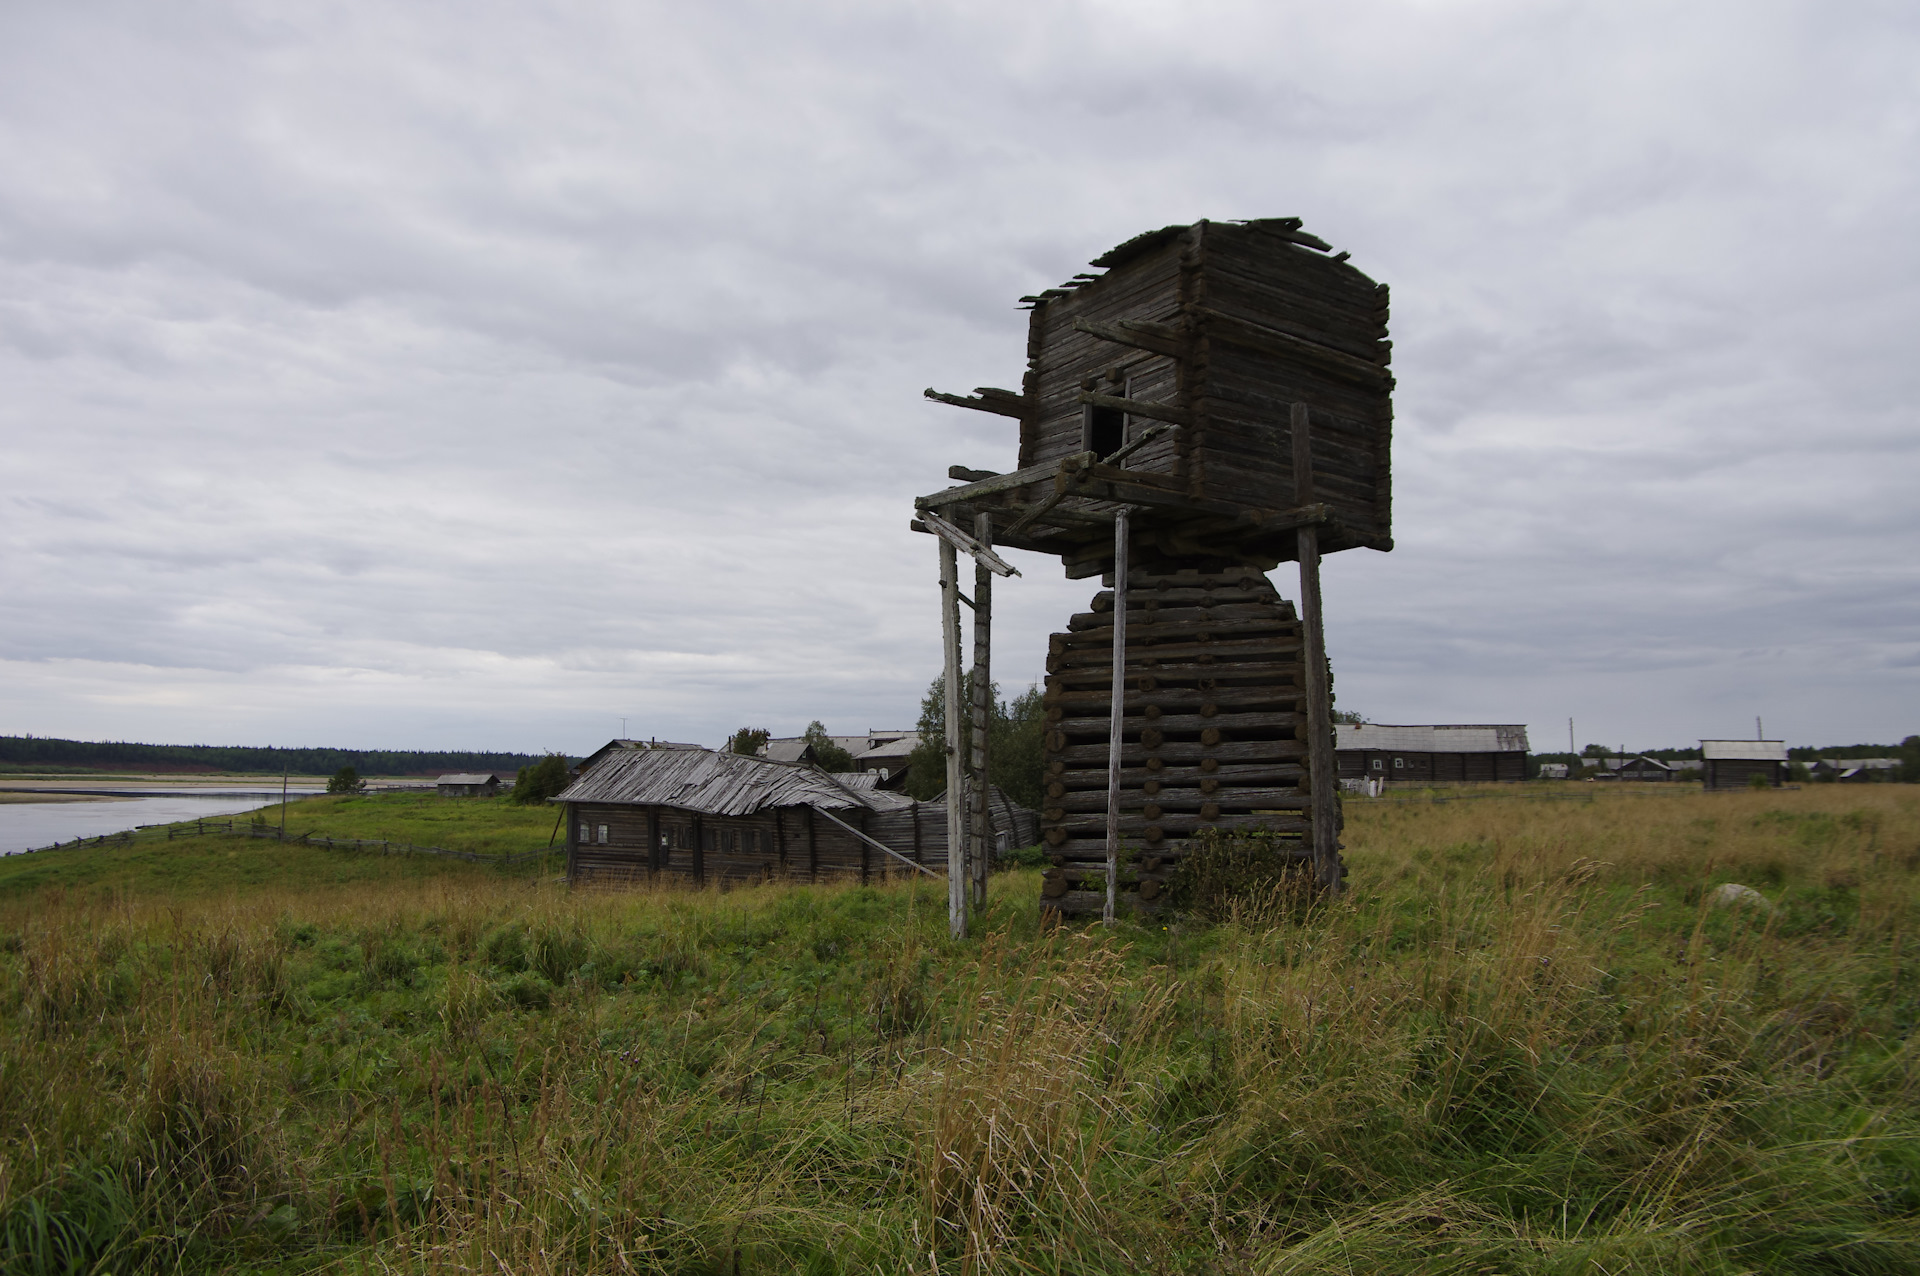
xmin=1615 ymin=755 xmax=1676 ymax=782
xmin=1334 ymin=724 xmax=1529 ymax=783
xmin=915 ymin=218 xmax=1394 ymax=921
xmin=558 ymin=747 xmax=1033 ymax=888
xmin=436 ymin=772 xmax=501 ymax=798
xmin=572 ymin=738 xmax=706 ymax=777
xmin=1700 ymin=740 xmax=1787 ymax=790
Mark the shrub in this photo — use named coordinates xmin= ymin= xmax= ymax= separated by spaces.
xmin=510 ymin=753 xmax=571 ymax=805
xmin=325 ymin=766 xmax=365 ymax=795
xmin=1163 ymin=827 xmax=1313 ymax=923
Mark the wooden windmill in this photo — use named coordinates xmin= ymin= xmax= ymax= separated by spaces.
xmin=913 ymin=218 xmax=1393 ymax=929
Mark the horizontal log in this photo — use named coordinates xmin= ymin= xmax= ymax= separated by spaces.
xmin=1054 ymin=763 xmax=1306 ymax=789
xmin=1048 ymin=664 xmax=1302 ymax=691
xmin=1046 ymin=686 xmax=1298 ymax=712
xmin=1052 ymin=710 xmax=1300 ymax=738
xmin=925 ymin=387 xmax=1030 ymax=419
xmin=949 ymin=465 xmax=999 ymax=482
xmin=1053 ymin=739 xmax=1307 ymax=766
xmin=917 ymin=455 xmax=1088 ymax=509
xmin=1046 ymin=812 xmax=1310 ymax=837
xmin=1053 ymin=787 xmax=1306 ymax=814
xmin=1071 ymin=316 xmax=1187 ymax=358
xmin=1068 ymin=602 xmax=1288 ymax=631
xmin=1050 ymin=637 xmax=1305 ymax=668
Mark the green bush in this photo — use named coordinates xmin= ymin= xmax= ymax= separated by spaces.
xmin=325 ymin=766 xmax=365 ymax=795
xmin=510 ymin=754 xmax=572 ymax=806
xmin=1163 ymin=827 xmax=1312 ymax=923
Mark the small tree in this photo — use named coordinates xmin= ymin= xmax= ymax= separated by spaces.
xmin=326 ymin=765 xmax=365 ymax=795
xmin=511 ymin=753 xmax=572 ymax=805
xmin=803 ymin=721 xmax=856 ymax=773
xmin=725 ymin=727 xmax=771 ymax=757
xmin=904 ymin=674 xmax=1045 ymax=810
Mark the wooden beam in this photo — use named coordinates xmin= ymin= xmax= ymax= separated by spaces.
xmin=923 ymin=387 xmax=1029 ymax=419
xmin=969 ymin=511 xmax=993 ymax=910
xmin=940 ymin=537 xmax=968 ymax=938
xmin=1293 ymin=402 xmax=1343 ymax=895
xmin=813 ymin=808 xmax=939 ymax=879
xmin=1104 ymin=507 xmax=1130 ymax=927
xmin=1197 ymin=307 xmax=1391 ymax=386
xmin=1076 ymin=390 xmax=1192 ymax=427
xmin=1071 ymin=317 xmax=1186 ymax=358
xmin=949 ymin=465 xmax=999 ymax=482
xmin=918 ymin=509 xmax=1020 ymax=578
xmin=916 ymin=456 xmax=1069 ymax=509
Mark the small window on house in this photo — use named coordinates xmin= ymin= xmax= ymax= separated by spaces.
xmin=597 ymin=825 xmax=609 ymax=844
xmin=1371 ymin=759 xmax=1384 ymax=771
xmin=578 ymin=822 xmax=589 ymax=842
xmin=1394 ymin=758 xmax=1405 ymax=769
xmin=1084 ymin=402 xmax=1125 ymax=461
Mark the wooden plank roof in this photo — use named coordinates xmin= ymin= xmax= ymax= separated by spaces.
xmin=554 ymin=746 xmax=879 ymax=817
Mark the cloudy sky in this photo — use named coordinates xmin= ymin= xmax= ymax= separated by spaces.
xmin=2 ymin=0 xmax=1915 ymax=757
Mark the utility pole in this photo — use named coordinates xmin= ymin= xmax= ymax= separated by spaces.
xmin=1568 ymin=717 xmax=1576 ymax=758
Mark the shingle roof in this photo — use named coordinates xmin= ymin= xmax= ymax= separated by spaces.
xmin=1335 ymin=724 xmax=1531 ymax=753
xmin=1700 ymin=740 xmax=1788 ymax=761
xmin=555 ymin=747 xmax=878 ymax=816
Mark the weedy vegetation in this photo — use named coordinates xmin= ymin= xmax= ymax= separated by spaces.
xmin=0 ymin=786 xmax=1917 ymax=1273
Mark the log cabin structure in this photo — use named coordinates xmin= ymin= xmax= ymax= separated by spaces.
xmin=1700 ymin=740 xmax=1788 ymax=791
xmin=1335 ymin=724 xmax=1530 ymax=784
xmin=913 ymin=218 xmax=1393 ymax=926
xmin=558 ymin=746 xmax=1029 ymax=887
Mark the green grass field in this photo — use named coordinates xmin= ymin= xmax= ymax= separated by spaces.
xmin=0 ymin=792 xmax=562 ymax=901
xmin=2 ymin=785 xmax=1917 ymax=1273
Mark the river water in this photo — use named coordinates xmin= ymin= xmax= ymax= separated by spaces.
xmin=0 ymin=787 xmax=325 ymax=855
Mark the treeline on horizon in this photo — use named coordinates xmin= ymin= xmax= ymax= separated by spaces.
xmin=0 ymin=735 xmax=554 ymax=777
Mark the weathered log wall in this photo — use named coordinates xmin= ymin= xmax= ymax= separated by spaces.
xmin=1036 ymin=564 xmax=1333 ymax=915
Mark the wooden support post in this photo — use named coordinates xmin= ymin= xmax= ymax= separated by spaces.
xmin=1105 ymin=506 xmax=1131 ymax=926
xmin=692 ymin=815 xmax=705 ymax=885
xmin=1293 ymin=402 xmax=1343 ymax=893
xmin=940 ymin=536 xmax=968 ymax=938
xmin=564 ymin=802 xmax=577 ymax=883
xmin=968 ymin=511 xmax=993 ymax=910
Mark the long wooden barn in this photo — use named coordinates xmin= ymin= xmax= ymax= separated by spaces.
xmin=559 ymin=747 xmax=1027 ymax=888
xmin=1335 ymin=724 xmax=1530 ymax=783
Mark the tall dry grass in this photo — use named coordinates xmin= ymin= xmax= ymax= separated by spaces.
xmin=0 ymin=785 xmax=1916 ymax=1273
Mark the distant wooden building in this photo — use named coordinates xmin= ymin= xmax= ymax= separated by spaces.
xmin=1811 ymin=757 xmax=1900 ymax=783
xmin=558 ymin=747 xmax=1035 ymax=888
xmin=572 ymin=738 xmax=706 ymax=777
xmin=1335 ymin=724 xmax=1530 ymax=783
xmin=1700 ymin=740 xmax=1787 ymax=790
xmin=437 ymin=773 xmax=500 ymax=798
xmin=1615 ymin=755 xmax=1677 ymax=782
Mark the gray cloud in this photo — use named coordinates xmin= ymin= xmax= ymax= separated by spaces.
xmin=2 ymin=0 xmax=1916 ymax=755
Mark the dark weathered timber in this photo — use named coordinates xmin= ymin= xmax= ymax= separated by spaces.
xmin=915 ymin=219 xmax=1384 ymax=916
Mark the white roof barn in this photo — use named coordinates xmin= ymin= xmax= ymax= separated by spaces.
xmin=1700 ymin=740 xmax=1788 ymax=762
xmin=1335 ymin=724 xmax=1530 ymax=753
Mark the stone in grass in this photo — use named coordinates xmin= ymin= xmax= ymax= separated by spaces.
xmin=1711 ymin=882 xmax=1772 ymax=911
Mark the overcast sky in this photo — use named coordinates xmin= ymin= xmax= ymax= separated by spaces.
xmin=2 ymin=0 xmax=1915 ymax=757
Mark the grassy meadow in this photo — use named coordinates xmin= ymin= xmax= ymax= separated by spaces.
xmin=1 ymin=784 xmax=1917 ymax=1273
